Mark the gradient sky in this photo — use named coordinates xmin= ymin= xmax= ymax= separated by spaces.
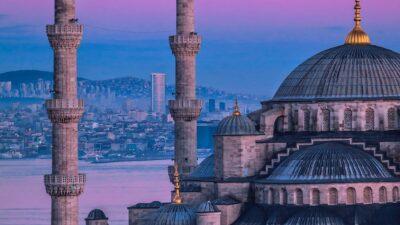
xmin=0 ymin=0 xmax=399 ymax=96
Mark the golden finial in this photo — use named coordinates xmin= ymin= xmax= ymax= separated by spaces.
xmin=172 ymin=162 xmax=182 ymax=204
xmin=345 ymin=0 xmax=371 ymax=45
xmin=233 ymin=98 xmax=241 ymax=116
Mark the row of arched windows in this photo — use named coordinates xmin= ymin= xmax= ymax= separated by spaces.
xmin=301 ymin=107 xmax=398 ymax=131
xmin=263 ymin=186 xmax=400 ymax=205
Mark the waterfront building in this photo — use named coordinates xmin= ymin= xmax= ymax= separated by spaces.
xmin=209 ymin=99 xmax=216 ymax=112
xmin=151 ymin=73 xmax=166 ymax=115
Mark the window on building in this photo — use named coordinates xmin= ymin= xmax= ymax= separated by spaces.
xmin=347 ymin=187 xmax=356 ymax=205
xmin=393 ymin=187 xmax=399 ymax=202
xmin=364 ymin=187 xmax=373 ymax=204
xmin=296 ymin=189 xmax=303 ymax=205
xmin=366 ymin=108 xmax=375 ymax=130
xmin=281 ymin=188 xmax=288 ymax=205
xmin=303 ymin=109 xmax=310 ymax=131
xmin=322 ymin=108 xmax=331 ymax=131
xmin=388 ymin=108 xmax=396 ymax=130
xmin=379 ymin=186 xmax=387 ymax=203
xmin=329 ymin=188 xmax=338 ymax=205
xmin=311 ymin=189 xmax=320 ymax=205
xmin=344 ymin=108 xmax=352 ymax=130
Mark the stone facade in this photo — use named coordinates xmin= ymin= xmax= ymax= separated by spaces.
xmin=197 ymin=212 xmax=221 ymax=225
xmin=261 ymin=101 xmax=400 ymax=134
xmin=44 ymin=1 xmax=85 ymax=225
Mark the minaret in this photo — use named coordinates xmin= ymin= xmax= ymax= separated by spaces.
xmin=169 ymin=0 xmax=203 ymax=177
xmin=44 ymin=0 xmax=85 ymax=225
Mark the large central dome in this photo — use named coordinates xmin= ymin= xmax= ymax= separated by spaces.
xmin=273 ymin=44 xmax=400 ymax=102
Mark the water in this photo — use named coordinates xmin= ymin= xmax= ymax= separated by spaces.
xmin=0 ymin=159 xmax=172 ymax=225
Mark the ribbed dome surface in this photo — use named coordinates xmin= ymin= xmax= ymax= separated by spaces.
xmin=216 ymin=115 xmax=258 ymax=135
xmin=153 ymin=204 xmax=196 ymax=225
xmin=86 ymin=209 xmax=107 ymax=220
xmin=197 ymin=201 xmax=220 ymax=213
xmin=273 ymin=45 xmax=400 ymax=102
xmin=266 ymin=142 xmax=394 ymax=184
xmin=284 ymin=208 xmax=344 ymax=225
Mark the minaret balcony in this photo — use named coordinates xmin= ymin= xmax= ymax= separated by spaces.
xmin=44 ymin=174 xmax=86 ymax=196
xmin=169 ymin=34 xmax=201 ymax=56
xmin=46 ymin=99 xmax=84 ymax=123
xmin=47 ymin=24 xmax=83 ymax=49
xmin=169 ymin=99 xmax=203 ymax=121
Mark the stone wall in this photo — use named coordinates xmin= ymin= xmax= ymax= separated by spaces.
xmin=261 ymin=100 xmax=400 ymax=133
xmin=215 ymin=203 xmax=242 ymax=225
xmin=255 ymin=182 xmax=400 ymax=206
xmin=128 ymin=208 xmax=159 ymax=225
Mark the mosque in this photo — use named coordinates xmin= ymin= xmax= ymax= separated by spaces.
xmin=43 ymin=0 xmax=400 ymax=224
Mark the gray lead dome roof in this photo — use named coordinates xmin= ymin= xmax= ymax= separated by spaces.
xmin=216 ymin=114 xmax=258 ymax=136
xmin=273 ymin=44 xmax=400 ymax=102
xmin=266 ymin=142 xmax=395 ymax=184
xmin=153 ymin=204 xmax=196 ymax=225
xmin=284 ymin=208 xmax=344 ymax=225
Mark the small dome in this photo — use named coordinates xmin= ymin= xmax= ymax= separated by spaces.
xmin=86 ymin=209 xmax=108 ymax=220
xmin=266 ymin=142 xmax=395 ymax=184
xmin=197 ymin=201 xmax=219 ymax=213
xmin=216 ymin=115 xmax=258 ymax=136
xmin=153 ymin=204 xmax=196 ymax=225
xmin=284 ymin=208 xmax=344 ymax=225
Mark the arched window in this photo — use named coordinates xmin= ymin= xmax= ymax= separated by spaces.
xmin=280 ymin=188 xmax=288 ymax=205
xmin=388 ymin=108 xmax=396 ymax=130
xmin=364 ymin=187 xmax=373 ymax=204
xmin=322 ymin=108 xmax=331 ymax=131
xmin=393 ymin=187 xmax=399 ymax=202
xmin=366 ymin=108 xmax=375 ymax=130
xmin=268 ymin=188 xmax=274 ymax=205
xmin=263 ymin=189 xmax=268 ymax=204
xmin=303 ymin=109 xmax=310 ymax=131
xmin=293 ymin=110 xmax=299 ymax=131
xmin=329 ymin=188 xmax=338 ymax=205
xmin=344 ymin=108 xmax=352 ymax=130
xmin=379 ymin=187 xmax=387 ymax=203
xmin=296 ymin=189 xmax=303 ymax=205
xmin=311 ymin=189 xmax=320 ymax=205
xmin=274 ymin=189 xmax=280 ymax=205
xmin=347 ymin=187 xmax=356 ymax=205
xmin=274 ymin=116 xmax=284 ymax=134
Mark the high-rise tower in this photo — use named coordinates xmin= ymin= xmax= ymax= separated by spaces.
xmin=44 ymin=0 xmax=85 ymax=225
xmin=169 ymin=0 xmax=203 ymax=177
xmin=151 ymin=73 xmax=166 ymax=115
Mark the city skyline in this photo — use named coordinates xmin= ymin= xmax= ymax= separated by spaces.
xmin=1 ymin=0 xmax=400 ymax=95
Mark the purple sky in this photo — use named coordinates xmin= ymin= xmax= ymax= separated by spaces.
xmin=0 ymin=0 xmax=400 ymax=95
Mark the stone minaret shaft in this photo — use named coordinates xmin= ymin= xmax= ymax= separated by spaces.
xmin=169 ymin=0 xmax=202 ymax=177
xmin=44 ymin=1 xmax=85 ymax=225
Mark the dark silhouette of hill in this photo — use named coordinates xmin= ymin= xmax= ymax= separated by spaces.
xmin=0 ymin=70 xmax=87 ymax=87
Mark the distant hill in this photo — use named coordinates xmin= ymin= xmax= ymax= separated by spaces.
xmin=0 ymin=70 xmax=266 ymax=103
xmin=0 ymin=70 xmax=88 ymax=88
xmin=0 ymin=70 xmax=53 ymax=86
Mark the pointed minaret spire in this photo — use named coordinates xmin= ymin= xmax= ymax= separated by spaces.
xmin=233 ymin=98 xmax=241 ymax=116
xmin=172 ymin=162 xmax=182 ymax=204
xmin=345 ymin=0 xmax=371 ymax=45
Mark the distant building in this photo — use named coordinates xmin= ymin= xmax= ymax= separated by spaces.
xmin=151 ymin=73 xmax=166 ymax=115
xmin=208 ymin=99 xmax=216 ymax=112
xmin=219 ymin=102 xmax=226 ymax=111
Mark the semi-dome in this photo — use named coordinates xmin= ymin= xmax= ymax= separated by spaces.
xmin=153 ymin=204 xmax=196 ymax=225
xmin=273 ymin=44 xmax=400 ymax=102
xmin=86 ymin=209 xmax=108 ymax=220
xmin=216 ymin=100 xmax=258 ymax=136
xmin=266 ymin=142 xmax=396 ymax=184
xmin=284 ymin=208 xmax=344 ymax=225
